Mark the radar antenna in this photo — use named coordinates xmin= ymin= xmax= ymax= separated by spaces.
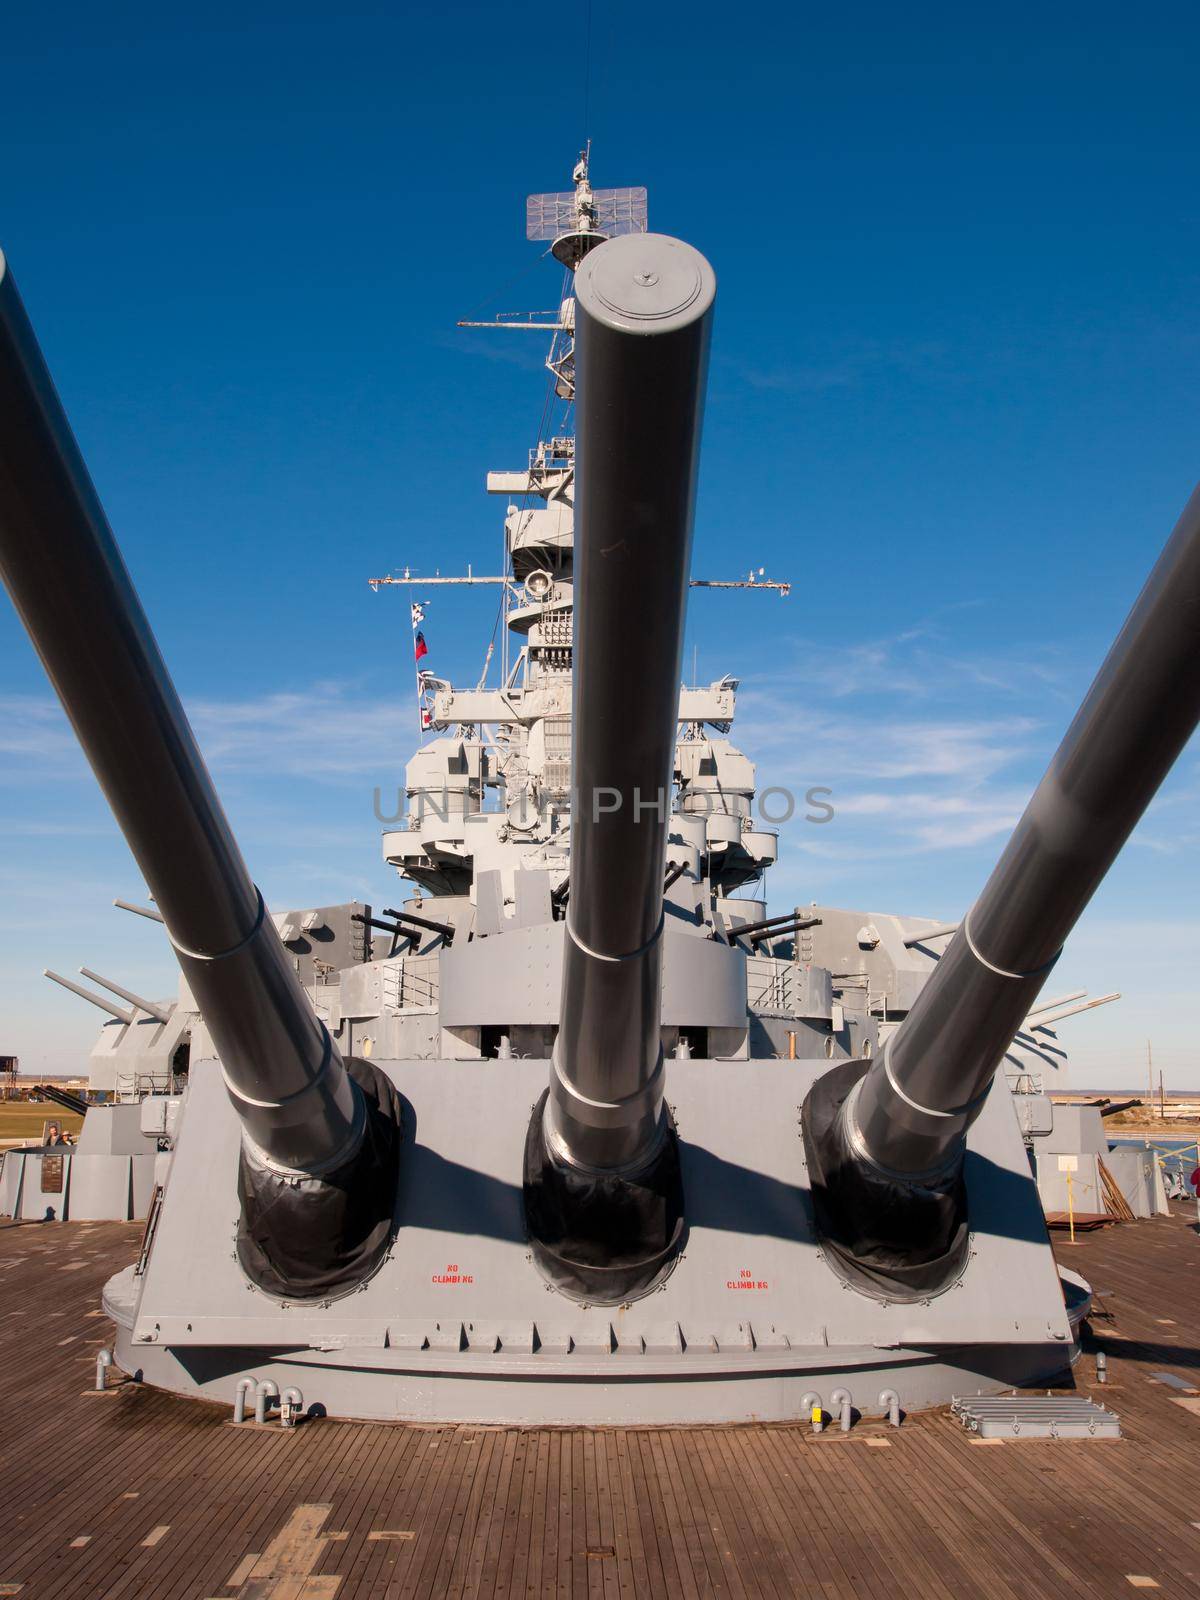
xmin=526 ymin=144 xmax=648 ymax=269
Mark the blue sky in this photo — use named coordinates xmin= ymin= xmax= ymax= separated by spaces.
xmin=1 ymin=2 xmax=1197 ymax=1086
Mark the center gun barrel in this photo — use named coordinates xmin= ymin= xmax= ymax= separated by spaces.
xmin=524 ymin=230 xmax=715 ymax=1301
xmin=0 ymin=251 xmax=400 ymax=1296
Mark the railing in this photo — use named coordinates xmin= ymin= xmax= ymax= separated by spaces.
xmin=747 ymin=956 xmax=794 ymax=1015
xmin=113 ymin=1070 xmax=172 ymax=1102
xmin=382 ymin=957 xmax=440 ymax=1013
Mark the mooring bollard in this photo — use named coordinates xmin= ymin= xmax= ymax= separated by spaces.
xmin=1096 ymin=1351 xmax=1108 ymax=1385
xmin=801 ymin=1392 xmax=823 ymax=1434
xmin=280 ymin=1387 xmax=304 ymax=1429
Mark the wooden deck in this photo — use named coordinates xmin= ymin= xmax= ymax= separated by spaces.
xmin=1 ymin=1210 xmax=1198 ymax=1599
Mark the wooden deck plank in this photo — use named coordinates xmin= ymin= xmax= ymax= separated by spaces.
xmin=2 ymin=1214 xmax=1200 ymax=1597
xmin=487 ymin=1430 xmax=533 ymax=1600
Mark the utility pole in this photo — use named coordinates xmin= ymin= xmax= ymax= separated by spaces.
xmin=1148 ymin=1039 xmax=1155 ymax=1118
xmin=1160 ymin=1070 xmax=1166 ymax=1121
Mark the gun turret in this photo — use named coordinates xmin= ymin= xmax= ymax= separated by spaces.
xmin=523 ymin=231 xmax=716 ymax=1302
xmin=804 ymin=484 xmax=1200 ymax=1298
xmin=0 ymin=250 xmax=401 ymax=1298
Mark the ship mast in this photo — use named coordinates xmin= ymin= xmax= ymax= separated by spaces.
xmin=369 ymin=148 xmax=788 ymax=727
xmin=371 ymin=153 xmax=789 ymax=914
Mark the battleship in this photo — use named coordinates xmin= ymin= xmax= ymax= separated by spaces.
xmin=0 ymin=156 xmax=1144 ymax=1242
xmin=2 ymin=147 xmax=1199 ymax=1421
xmin=2 ymin=151 xmax=1200 ymax=1597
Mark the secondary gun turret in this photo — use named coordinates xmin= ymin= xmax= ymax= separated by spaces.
xmin=0 ymin=250 xmax=401 ymax=1299
xmin=804 ymin=483 xmax=1200 ymax=1298
xmin=523 ymin=231 xmax=716 ymax=1301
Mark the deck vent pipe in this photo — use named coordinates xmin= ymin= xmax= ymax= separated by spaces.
xmin=879 ymin=1389 xmax=902 ymax=1428
xmin=801 ymin=1393 xmax=823 ymax=1434
xmin=831 ymin=1388 xmax=853 ymax=1432
xmin=255 ymin=1379 xmax=279 ymax=1425
xmin=233 ymin=1378 xmax=256 ymax=1424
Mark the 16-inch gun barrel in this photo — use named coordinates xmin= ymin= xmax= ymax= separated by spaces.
xmin=545 ymin=232 xmax=715 ymax=1176
xmin=0 ymin=252 xmax=359 ymax=1177
xmin=524 ymin=231 xmax=715 ymax=1302
xmin=0 ymin=252 xmax=399 ymax=1297
xmin=806 ymin=483 xmax=1200 ymax=1295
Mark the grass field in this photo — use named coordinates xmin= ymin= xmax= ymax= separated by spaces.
xmin=0 ymin=1101 xmax=85 ymax=1142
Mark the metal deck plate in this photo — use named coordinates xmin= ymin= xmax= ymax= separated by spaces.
xmin=952 ymin=1394 xmax=1121 ymax=1438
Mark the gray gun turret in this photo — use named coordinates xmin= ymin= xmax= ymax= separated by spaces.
xmin=804 ymin=483 xmax=1200 ymax=1299
xmin=523 ymin=231 xmax=715 ymax=1301
xmin=0 ymin=250 xmax=402 ymax=1299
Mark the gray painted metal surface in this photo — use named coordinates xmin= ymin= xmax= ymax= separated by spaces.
xmin=952 ymin=1394 xmax=1121 ymax=1439
xmin=101 ymin=1053 xmax=1075 ymax=1423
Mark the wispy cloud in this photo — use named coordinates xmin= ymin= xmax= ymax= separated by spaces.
xmin=751 ymin=613 xmax=1077 ymax=708
xmin=0 ymin=695 xmax=87 ymax=781
xmin=730 ymin=337 xmax=953 ymax=395
xmin=0 ymin=684 xmax=411 ymax=786
xmin=737 ymin=696 xmax=1042 ymax=784
xmin=3 ymin=819 xmax=112 ymax=837
xmin=831 ymin=788 xmax=1030 ymax=850
xmin=723 ymin=606 xmax=1072 ymax=871
xmin=187 ymin=683 xmax=409 ymax=780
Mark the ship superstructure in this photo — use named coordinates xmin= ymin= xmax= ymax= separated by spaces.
xmin=354 ymin=155 xmax=869 ymax=1072
xmin=353 ymin=152 xmax=1100 ymax=1098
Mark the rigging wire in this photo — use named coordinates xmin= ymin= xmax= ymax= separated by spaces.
xmin=456 ymin=244 xmax=555 ymax=326
xmin=582 ymin=0 xmax=594 ymax=143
